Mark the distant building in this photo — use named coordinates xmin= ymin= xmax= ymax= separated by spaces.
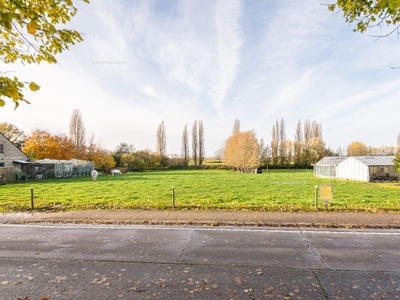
xmin=313 ymin=156 xmax=347 ymax=178
xmin=0 ymin=132 xmax=28 ymax=168
xmin=33 ymin=159 xmax=94 ymax=178
xmin=314 ymin=156 xmax=398 ymax=182
xmin=0 ymin=133 xmax=29 ymax=184
xmin=0 ymin=133 xmax=94 ymax=183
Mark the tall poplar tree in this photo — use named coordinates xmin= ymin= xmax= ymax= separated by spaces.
xmin=302 ymin=119 xmax=312 ymax=167
xmin=278 ymin=118 xmax=287 ymax=166
xmin=232 ymin=119 xmax=241 ymax=134
xmin=310 ymin=121 xmax=325 ymax=164
xmin=69 ymin=109 xmax=86 ymax=159
xmin=181 ymin=124 xmax=189 ymax=168
xmin=293 ymin=120 xmax=303 ymax=167
xmin=198 ymin=120 xmax=205 ymax=165
xmin=192 ymin=121 xmax=198 ymax=166
xmin=156 ymin=121 xmax=167 ymax=157
xmin=270 ymin=120 xmax=279 ymax=167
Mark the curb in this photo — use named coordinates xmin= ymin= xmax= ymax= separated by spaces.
xmin=4 ymin=218 xmax=400 ymax=229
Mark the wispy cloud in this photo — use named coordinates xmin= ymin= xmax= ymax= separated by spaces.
xmin=1 ymin=0 xmax=399 ymax=154
xmin=211 ymin=0 xmax=243 ymax=113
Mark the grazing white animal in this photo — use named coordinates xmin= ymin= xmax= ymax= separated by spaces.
xmin=111 ymin=169 xmax=122 ymax=176
xmin=91 ymin=170 xmax=98 ymax=180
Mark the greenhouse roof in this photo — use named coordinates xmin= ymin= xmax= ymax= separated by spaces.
xmin=316 ymin=156 xmax=396 ymax=167
xmin=315 ymin=156 xmax=347 ymax=166
xmin=34 ymin=159 xmax=73 ymax=164
xmin=352 ymin=156 xmax=396 ymax=166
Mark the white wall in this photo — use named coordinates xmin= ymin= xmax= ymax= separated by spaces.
xmin=337 ymin=157 xmax=369 ymax=181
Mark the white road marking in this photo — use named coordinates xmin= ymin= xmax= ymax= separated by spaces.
xmin=0 ymin=224 xmax=399 ymax=235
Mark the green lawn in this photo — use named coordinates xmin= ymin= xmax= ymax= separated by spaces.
xmin=1 ymin=169 xmax=399 ymax=212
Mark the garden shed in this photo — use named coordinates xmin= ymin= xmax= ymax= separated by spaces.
xmin=315 ymin=156 xmax=398 ymax=182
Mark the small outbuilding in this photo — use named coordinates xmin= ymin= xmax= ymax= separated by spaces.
xmin=314 ymin=156 xmax=398 ymax=182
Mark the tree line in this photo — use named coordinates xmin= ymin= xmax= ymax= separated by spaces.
xmin=223 ymin=118 xmax=400 ymax=173
xmin=0 ymin=111 xmax=208 ymax=172
xmin=1 ymin=113 xmax=399 ymax=173
xmin=1 ymin=110 xmax=117 ymax=172
xmin=223 ymin=118 xmax=329 ymax=172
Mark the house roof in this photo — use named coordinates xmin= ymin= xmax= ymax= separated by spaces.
xmin=13 ymin=160 xmax=30 ymax=164
xmin=0 ymin=132 xmax=28 ymax=159
xmin=352 ymin=156 xmax=396 ymax=166
xmin=315 ymin=156 xmax=347 ymax=166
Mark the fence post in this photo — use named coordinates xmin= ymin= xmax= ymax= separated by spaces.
xmin=314 ymin=185 xmax=318 ymax=210
xmin=30 ymin=187 xmax=34 ymax=210
xmin=172 ymin=186 xmax=175 ymax=209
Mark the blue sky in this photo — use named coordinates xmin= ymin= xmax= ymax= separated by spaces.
xmin=1 ymin=0 xmax=399 ymax=156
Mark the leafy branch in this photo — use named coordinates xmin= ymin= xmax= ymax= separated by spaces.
xmin=0 ymin=0 xmax=89 ymax=108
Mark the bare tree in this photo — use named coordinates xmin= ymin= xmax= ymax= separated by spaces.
xmin=198 ymin=120 xmax=205 ymax=165
xmin=337 ymin=147 xmax=345 ymax=157
xmin=278 ymin=118 xmax=287 ymax=166
xmin=259 ymin=138 xmax=270 ymax=167
xmin=232 ymin=119 xmax=241 ymax=134
xmin=310 ymin=120 xmax=325 ymax=164
xmin=259 ymin=138 xmax=265 ymax=161
xmin=270 ymin=120 xmax=279 ymax=167
xmin=156 ymin=121 xmax=167 ymax=157
xmin=181 ymin=124 xmax=189 ymax=168
xmin=69 ymin=109 xmax=86 ymax=159
xmin=285 ymin=140 xmax=293 ymax=167
xmin=293 ymin=120 xmax=303 ymax=167
xmin=192 ymin=121 xmax=198 ymax=166
xmin=302 ymin=119 xmax=312 ymax=167
xmin=311 ymin=120 xmax=322 ymax=139
xmin=214 ymin=141 xmax=226 ymax=161
xmin=85 ymin=134 xmax=97 ymax=162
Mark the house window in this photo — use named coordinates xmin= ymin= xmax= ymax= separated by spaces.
xmin=0 ymin=162 xmax=4 ymax=167
xmin=0 ymin=144 xmax=3 ymax=153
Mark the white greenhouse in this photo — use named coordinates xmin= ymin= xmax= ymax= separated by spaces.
xmin=313 ymin=156 xmax=347 ymax=178
xmin=314 ymin=156 xmax=398 ymax=182
xmin=33 ymin=159 xmax=94 ymax=178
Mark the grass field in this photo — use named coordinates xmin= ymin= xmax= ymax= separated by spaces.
xmin=0 ymin=169 xmax=399 ymax=213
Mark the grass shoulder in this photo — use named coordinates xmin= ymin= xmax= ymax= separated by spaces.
xmin=0 ymin=169 xmax=399 ymax=213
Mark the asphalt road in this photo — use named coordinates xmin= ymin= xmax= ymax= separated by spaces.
xmin=0 ymin=224 xmax=399 ymax=299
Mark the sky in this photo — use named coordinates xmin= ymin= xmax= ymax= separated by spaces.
xmin=1 ymin=0 xmax=399 ymax=156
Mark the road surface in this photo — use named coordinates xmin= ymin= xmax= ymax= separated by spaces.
xmin=0 ymin=224 xmax=399 ymax=299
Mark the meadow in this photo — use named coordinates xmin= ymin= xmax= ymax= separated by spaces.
xmin=0 ymin=169 xmax=399 ymax=213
